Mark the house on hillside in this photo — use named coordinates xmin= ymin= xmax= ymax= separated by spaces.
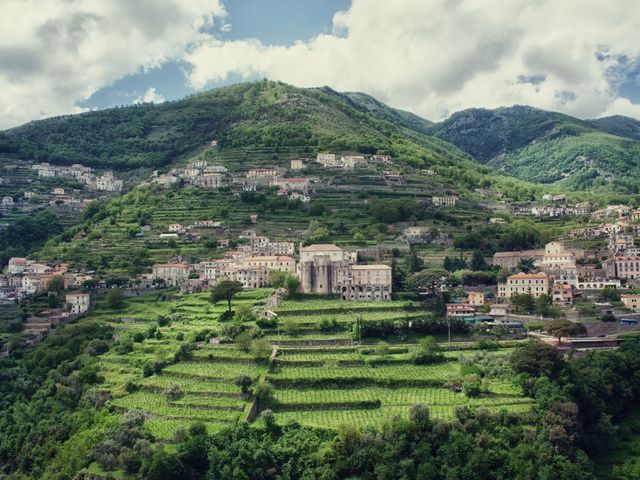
xmin=65 ymin=293 xmax=91 ymax=314
xmin=497 ymin=272 xmax=549 ymax=298
xmin=432 ymin=196 xmax=458 ymax=207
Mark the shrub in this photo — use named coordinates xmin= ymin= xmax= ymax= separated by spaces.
xmin=164 ymin=383 xmax=184 ymax=401
xmin=375 ymin=341 xmax=391 ymax=356
xmin=85 ymin=339 xmax=109 ymax=356
xmin=236 ymin=332 xmax=253 ymax=352
xmin=256 ymin=317 xmax=277 ymax=329
xmin=251 ymin=339 xmax=272 ymax=360
xmin=411 ymin=336 xmax=444 ymax=365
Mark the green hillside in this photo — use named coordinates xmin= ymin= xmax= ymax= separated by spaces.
xmin=430 ymin=105 xmax=640 ymax=190
xmin=0 ymin=81 xmax=470 ymax=173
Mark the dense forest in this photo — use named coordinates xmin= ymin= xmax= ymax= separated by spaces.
xmin=2 ymin=311 xmax=640 ymax=479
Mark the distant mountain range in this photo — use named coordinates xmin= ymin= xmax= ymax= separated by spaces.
xmin=1 ymin=81 xmax=639 ymax=191
xmin=428 ymin=106 xmax=640 ymax=190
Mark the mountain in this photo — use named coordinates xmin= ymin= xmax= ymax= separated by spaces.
xmin=319 ymin=88 xmax=434 ymax=135
xmin=590 ymin=115 xmax=640 ymax=141
xmin=0 ymin=81 xmax=468 ymax=173
xmin=430 ymin=106 xmax=640 ymax=190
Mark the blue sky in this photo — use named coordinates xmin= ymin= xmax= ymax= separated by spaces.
xmin=80 ymin=0 xmax=350 ymax=110
xmin=1 ymin=0 xmax=640 ymax=128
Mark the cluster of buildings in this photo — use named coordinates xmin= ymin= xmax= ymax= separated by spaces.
xmin=32 ymin=163 xmax=123 ymax=192
xmin=151 ymin=161 xmax=229 ymax=188
xmin=314 ymin=153 xmax=392 ymax=170
xmin=492 ymin=241 xmax=625 ymax=303
xmin=146 ymin=241 xmax=392 ymax=301
xmin=148 ymin=161 xmax=315 ymax=202
xmin=1 ymin=257 xmax=92 ymax=311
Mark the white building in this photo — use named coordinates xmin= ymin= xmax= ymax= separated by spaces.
xmin=66 ymin=293 xmax=91 ymax=314
xmin=432 ymin=196 xmax=458 ymax=207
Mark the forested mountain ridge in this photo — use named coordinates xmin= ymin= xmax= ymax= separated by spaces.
xmin=2 ymin=80 xmax=639 ymax=192
xmin=429 ymin=105 xmax=640 ymax=190
xmin=0 ymin=81 xmax=472 ymax=173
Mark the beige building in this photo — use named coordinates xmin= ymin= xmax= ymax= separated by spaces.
xmin=466 ymin=291 xmax=485 ymax=306
xmin=191 ymin=173 xmax=224 ymax=188
xmin=622 ymin=294 xmax=640 ymax=312
xmin=539 ymin=242 xmax=576 ymax=270
xmin=341 ymin=265 xmax=392 ymax=301
xmin=94 ymin=172 xmax=123 ymax=191
xmin=290 ymin=159 xmax=304 ymax=170
xmin=498 ymin=272 xmax=549 ymax=298
xmin=491 ymin=249 xmax=544 ymax=269
xmin=299 ymin=244 xmax=390 ymax=301
xmin=65 ymin=293 xmax=91 ymax=314
xmin=152 ymin=263 xmax=189 ymax=286
xmin=246 ymin=168 xmax=280 ymax=179
xmin=242 ymin=256 xmax=296 ymax=273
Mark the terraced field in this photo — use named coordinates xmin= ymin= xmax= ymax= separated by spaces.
xmin=92 ymin=290 xmax=532 ymax=439
xmin=95 ymin=290 xmax=274 ymax=438
xmin=263 ymin=299 xmax=533 ymax=430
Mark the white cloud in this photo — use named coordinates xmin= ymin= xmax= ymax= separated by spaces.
xmin=603 ymin=97 xmax=640 ymax=119
xmin=2 ymin=0 xmax=639 ymax=128
xmin=0 ymin=0 xmax=225 ymax=128
xmin=133 ymin=87 xmax=166 ymax=104
xmin=184 ymin=0 xmax=640 ymax=120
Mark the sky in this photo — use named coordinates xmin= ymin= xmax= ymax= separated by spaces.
xmin=1 ymin=0 xmax=639 ymax=129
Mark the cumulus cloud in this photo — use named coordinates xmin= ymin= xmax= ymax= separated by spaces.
xmin=133 ymin=87 xmax=166 ymax=104
xmin=183 ymin=0 xmax=640 ymax=120
xmin=2 ymin=0 xmax=640 ymax=128
xmin=0 ymin=0 xmax=225 ymax=128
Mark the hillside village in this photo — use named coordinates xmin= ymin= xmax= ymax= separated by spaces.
xmin=5 ymin=147 xmax=640 ymax=352
xmin=3 ymin=74 xmax=640 ymax=478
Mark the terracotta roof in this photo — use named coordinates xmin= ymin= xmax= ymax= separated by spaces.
xmin=300 ymin=244 xmax=343 ymax=252
xmin=507 ymin=272 xmax=548 ymax=279
xmin=244 ymin=256 xmax=294 ymax=261
xmin=351 ymin=264 xmax=392 ymax=270
xmin=493 ymin=250 xmax=543 ymax=258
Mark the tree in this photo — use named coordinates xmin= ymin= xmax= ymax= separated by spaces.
xmin=235 ymin=332 xmax=252 ymax=352
xmin=106 ymin=288 xmax=125 ymax=309
xmin=47 ymin=292 xmax=60 ymax=308
xmin=600 ymin=287 xmax=621 ymax=303
xmin=234 ymin=304 xmax=256 ymax=323
xmin=600 ymin=312 xmax=617 ymax=322
xmin=234 ymin=374 xmax=253 ymax=395
xmin=284 ymin=274 xmax=300 ymax=295
xmin=250 ymin=338 xmax=272 ymax=360
xmin=546 ymin=319 xmax=586 ymax=345
xmin=403 ymin=253 xmax=424 ymax=274
xmin=281 ymin=317 xmax=299 ymax=337
xmin=471 ymin=250 xmax=488 ymax=271
xmin=211 ymin=280 xmax=243 ymax=312
xmin=534 ymin=294 xmax=550 ymax=316
xmin=253 ymin=381 xmax=275 ymax=406
xmin=517 ymin=257 xmax=536 ymax=273
xmin=47 ymin=275 xmax=65 ymax=293
xmin=512 ymin=293 xmax=535 ymax=314
xmin=407 ymin=269 xmax=449 ymax=295
xmin=510 ymin=342 xmax=564 ymax=378
xmin=411 ymin=336 xmax=443 ymax=364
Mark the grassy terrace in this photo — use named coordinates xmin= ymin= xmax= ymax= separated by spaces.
xmin=263 ymin=298 xmax=532 ymax=430
xmin=88 ymin=289 xmax=532 ymax=439
xmin=94 ymin=290 xmax=274 ymax=439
